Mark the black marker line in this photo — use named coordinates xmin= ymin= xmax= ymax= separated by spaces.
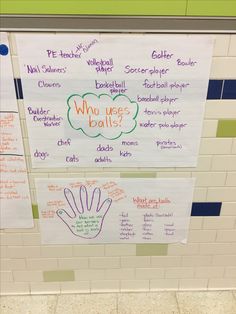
xmin=14 ymin=78 xmax=19 ymax=99
xmin=0 ymin=153 xmax=23 ymax=156
xmin=0 ymin=111 xmax=18 ymax=114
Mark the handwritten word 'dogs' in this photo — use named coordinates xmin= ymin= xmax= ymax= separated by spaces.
xmin=67 ymin=93 xmax=139 ymax=140
xmin=34 ymin=149 xmax=49 ymax=160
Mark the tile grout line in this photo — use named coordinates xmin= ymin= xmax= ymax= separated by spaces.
xmin=232 ymin=290 xmax=236 ymax=302
xmin=220 ymin=80 xmax=225 ymax=100
xmin=116 ymin=292 xmax=119 ymax=313
xmin=174 ymin=291 xmax=181 ymax=314
xmin=53 ymin=293 xmax=59 ymax=314
xmin=227 ymin=36 xmax=232 ymax=56
xmin=185 ymin=0 xmax=189 ymax=16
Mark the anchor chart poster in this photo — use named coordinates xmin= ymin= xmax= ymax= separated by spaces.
xmin=0 ymin=32 xmax=33 ymax=228
xmin=36 ymin=178 xmax=194 ymax=244
xmin=16 ymin=34 xmax=213 ymax=167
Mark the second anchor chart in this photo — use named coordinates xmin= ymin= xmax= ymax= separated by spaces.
xmin=16 ymin=34 xmax=213 ymax=168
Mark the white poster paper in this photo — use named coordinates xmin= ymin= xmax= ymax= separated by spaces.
xmin=36 ymin=178 xmax=194 ymax=244
xmin=16 ymin=34 xmax=213 ymax=168
xmin=0 ymin=32 xmax=33 ymax=228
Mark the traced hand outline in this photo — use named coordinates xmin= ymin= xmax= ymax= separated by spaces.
xmin=56 ymin=186 xmax=112 ymax=239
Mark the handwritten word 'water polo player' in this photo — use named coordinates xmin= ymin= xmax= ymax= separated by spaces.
xmin=56 ymin=186 xmax=112 ymax=239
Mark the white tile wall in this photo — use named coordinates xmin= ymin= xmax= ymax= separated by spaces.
xmin=193 ymin=172 xmax=226 ymax=187
xmin=195 ymin=267 xmax=225 ymax=278
xmin=211 ymin=155 xmax=236 ymax=171
xmin=229 ymin=35 xmax=236 ymax=56
xmin=89 ymin=257 xmax=120 ymax=269
xmin=213 ymin=35 xmax=231 ymax=56
xmin=57 ymin=257 xmax=88 ymax=269
xmin=26 ymin=258 xmax=58 ymax=270
xmin=0 ymin=33 xmax=236 ymax=295
xmin=179 ymin=279 xmax=208 ymax=290
xmin=151 ymin=256 xmax=182 ymax=267
xmin=30 ymin=282 xmax=60 ymax=294
xmin=105 ymin=268 xmax=135 ymax=280
xmin=210 ymin=57 xmax=236 ymax=79
xmin=202 ymin=217 xmax=235 ymax=229
xmin=91 ymin=280 xmax=120 ymax=292
xmin=150 ymin=279 xmax=179 ymax=291
xmin=120 ymin=280 xmax=149 ymax=292
xmin=199 ymin=138 xmax=233 ymax=155
xmin=204 ymin=101 xmax=236 ymax=119
xmin=59 ymin=281 xmax=89 ymax=293
xmin=136 ymin=268 xmax=165 ymax=279
xmin=165 ymin=267 xmax=194 ymax=279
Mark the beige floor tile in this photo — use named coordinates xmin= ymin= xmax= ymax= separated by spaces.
xmin=176 ymin=291 xmax=236 ymax=314
xmin=117 ymin=292 xmax=179 ymax=314
xmin=55 ymin=293 xmax=117 ymax=314
xmin=233 ymin=290 xmax=236 ymax=300
xmin=0 ymin=295 xmax=57 ymax=314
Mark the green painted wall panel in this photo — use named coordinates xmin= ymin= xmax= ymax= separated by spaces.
xmin=217 ymin=120 xmax=236 ymax=137
xmin=43 ymin=270 xmax=75 ymax=282
xmin=136 ymin=244 xmax=168 ymax=256
xmin=32 ymin=204 xmax=39 ymax=219
xmin=0 ymin=1 xmax=187 ymax=15
xmin=120 ymin=172 xmax=157 ymax=178
xmin=187 ymin=1 xmax=236 ymax=16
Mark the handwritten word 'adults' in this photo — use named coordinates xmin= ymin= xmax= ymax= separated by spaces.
xmin=124 ymin=65 xmax=169 ymax=78
xmin=151 ymin=50 xmax=174 ymax=60
xmin=94 ymin=156 xmax=112 ymax=163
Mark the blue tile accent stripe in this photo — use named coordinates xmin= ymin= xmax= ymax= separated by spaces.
xmin=13 ymin=78 xmax=236 ymax=101
xmin=207 ymin=80 xmax=223 ymax=99
xmin=14 ymin=78 xmax=23 ymax=99
xmin=191 ymin=202 xmax=222 ymax=216
xmin=207 ymin=80 xmax=236 ymax=100
xmin=222 ymin=80 xmax=236 ymax=99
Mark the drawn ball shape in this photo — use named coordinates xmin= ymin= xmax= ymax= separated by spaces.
xmin=0 ymin=44 xmax=9 ymax=56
